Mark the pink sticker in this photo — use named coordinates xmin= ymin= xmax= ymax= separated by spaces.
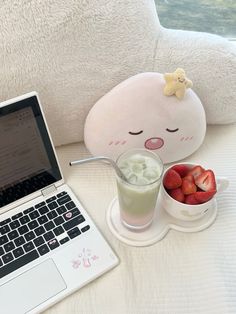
xmin=72 ymin=260 xmax=81 ymax=269
xmin=71 ymin=248 xmax=99 ymax=270
xmin=83 ymin=258 xmax=91 ymax=268
xmin=66 ymin=212 xmax=72 ymax=219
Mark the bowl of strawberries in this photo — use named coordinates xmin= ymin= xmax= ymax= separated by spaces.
xmin=159 ymin=163 xmax=229 ymax=221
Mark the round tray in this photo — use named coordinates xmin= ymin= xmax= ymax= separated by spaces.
xmin=106 ymin=197 xmax=217 ymax=247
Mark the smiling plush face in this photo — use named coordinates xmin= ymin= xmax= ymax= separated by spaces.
xmin=84 ymin=73 xmax=206 ymax=163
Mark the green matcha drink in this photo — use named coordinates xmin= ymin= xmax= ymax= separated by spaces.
xmin=116 ymin=149 xmax=163 ymax=230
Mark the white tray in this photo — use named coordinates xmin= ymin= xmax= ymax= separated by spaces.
xmin=106 ymin=197 xmax=217 ymax=247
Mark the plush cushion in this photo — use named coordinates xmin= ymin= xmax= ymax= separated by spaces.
xmin=84 ymin=73 xmax=206 ymax=163
xmin=0 ymin=1 xmax=235 ymax=147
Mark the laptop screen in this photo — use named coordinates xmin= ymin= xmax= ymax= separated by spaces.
xmin=0 ymin=95 xmax=62 ymax=208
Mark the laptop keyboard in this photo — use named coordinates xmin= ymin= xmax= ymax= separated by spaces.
xmin=0 ymin=191 xmax=90 ymax=279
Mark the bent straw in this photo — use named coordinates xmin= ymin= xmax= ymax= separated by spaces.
xmin=69 ymin=156 xmax=128 ymax=182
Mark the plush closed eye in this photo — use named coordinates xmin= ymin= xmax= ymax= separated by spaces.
xmin=129 ymin=130 xmax=143 ymax=135
xmin=166 ymin=128 xmax=179 ymax=133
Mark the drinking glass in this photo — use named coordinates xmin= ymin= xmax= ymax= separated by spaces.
xmin=116 ymin=148 xmax=163 ymax=230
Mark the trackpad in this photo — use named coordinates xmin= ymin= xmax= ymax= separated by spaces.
xmin=0 ymin=259 xmax=67 ymax=314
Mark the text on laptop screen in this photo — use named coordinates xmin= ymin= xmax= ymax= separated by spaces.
xmin=0 ymin=95 xmax=62 ymax=207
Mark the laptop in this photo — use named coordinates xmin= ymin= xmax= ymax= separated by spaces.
xmin=0 ymin=92 xmax=119 ymax=314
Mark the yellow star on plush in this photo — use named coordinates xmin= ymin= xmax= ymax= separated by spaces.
xmin=163 ymin=68 xmax=193 ymax=100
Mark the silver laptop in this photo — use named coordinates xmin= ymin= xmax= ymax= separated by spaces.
xmin=0 ymin=92 xmax=119 ymax=314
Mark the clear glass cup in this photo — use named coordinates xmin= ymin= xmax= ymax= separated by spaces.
xmin=116 ymin=148 xmax=163 ymax=230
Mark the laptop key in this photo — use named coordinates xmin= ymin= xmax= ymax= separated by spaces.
xmin=48 ymin=239 xmax=59 ymax=250
xmin=9 ymin=220 xmax=20 ymax=230
xmin=12 ymin=212 xmax=23 ymax=220
xmin=8 ymin=230 xmax=19 ymax=240
xmin=48 ymin=201 xmax=58 ymax=210
xmin=71 ymin=208 xmax=80 ymax=216
xmin=57 ymin=195 xmax=71 ymax=205
xmin=38 ymin=206 xmax=49 ymax=215
xmin=56 ymin=205 xmax=66 ymax=215
xmin=46 ymin=196 xmax=56 ymax=203
xmin=38 ymin=215 xmax=48 ymax=225
xmin=38 ymin=244 xmax=50 ymax=256
xmin=59 ymin=237 xmax=70 ymax=245
xmin=65 ymin=201 xmax=76 ymax=210
xmin=0 ymin=225 xmax=10 ymax=235
xmin=81 ymin=225 xmax=90 ymax=233
xmin=2 ymin=252 xmax=14 ymax=264
xmin=63 ymin=215 xmax=85 ymax=231
xmin=14 ymin=236 xmax=26 ymax=247
xmin=35 ymin=226 xmax=45 ymax=236
xmin=44 ymin=221 xmax=55 ymax=231
xmin=23 ymin=207 xmax=34 ymax=215
xmin=28 ymin=220 xmax=39 ymax=230
xmin=47 ymin=210 xmax=58 ymax=220
xmin=0 ymin=218 xmax=11 ymax=226
xmin=57 ymin=191 xmax=67 ymax=198
xmin=44 ymin=231 xmax=54 ymax=242
xmin=29 ymin=211 xmax=40 ymax=220
xmin=0 ymin=250 xmax=39 ymax=279
xmin=0 ymin=258 xmax=3 ymax=267
xmin=4 ymin=242 xmax=15 ymax=253
xmin=23 ymin=241 xmax=35 ymax=252
xmin=25 ymin=231 xmax=36 ymax=242
xmin=54 ymin=216 xmax=64 ymax=226
xmin=63 ymin=208 xmax=80 ymax=221
xmin=68 ymin=227 xmax=81 ymax=239
xmin=53 ymin=226 xmax=64 ymax=236
xmin=33 ymin=236 xmax=45 ymax=247
xmin=35 ymin=201 xmax=46 ymax=209
xmin=18 ymin=225 xmax=29 ymax=235
xmin=0 ymin=235 xmax=8 ymax=245
xmin=19 ymin=215 xmax=30 ymax=225
xmin=13 ymin=247 xmax=24 ymax=258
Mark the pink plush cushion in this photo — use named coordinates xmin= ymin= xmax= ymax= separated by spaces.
xmin=84 ymin=73 xmax=206 ymax=164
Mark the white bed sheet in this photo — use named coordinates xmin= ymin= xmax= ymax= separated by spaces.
xmin=45 ymin=124 xmax=236 ymax=314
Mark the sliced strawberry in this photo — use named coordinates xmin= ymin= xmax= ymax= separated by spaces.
xmin=171 ymin=164 xmax=190 ymax=177
xmin=194 ymin=190 xmax=216 ymax=203
xmin=187 ymin=165 xmax=205 ymax=179
xmin=169 ymin=188 xmax=185 ymax=203
xmin=185 ymin=194 xmax=200 ymax=205
xmin=163 ymin=169 xmax=182 ymax=189
xmin=181 ymin=177 xmax=197 ymax=195
xmin=195 ymin=170 xmax=216 ymax=192
xmin=197 ymin=186 xmax=204 ymax=191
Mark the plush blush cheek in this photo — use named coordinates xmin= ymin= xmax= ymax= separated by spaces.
xmin=180 ymin=136 xmax=194 ymax=142
xmin=108 ymin=140 xmax=127 ymax=146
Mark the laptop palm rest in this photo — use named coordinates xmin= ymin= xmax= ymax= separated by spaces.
xmin=0 ymin=259 xmax=67 ymax=314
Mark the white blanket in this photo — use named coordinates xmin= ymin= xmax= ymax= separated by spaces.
xmin=44 ymin=124 xmax=236 ymax=314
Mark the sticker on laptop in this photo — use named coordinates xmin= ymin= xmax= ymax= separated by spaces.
xmin=71 ymin=248 xmax=99 ymax=269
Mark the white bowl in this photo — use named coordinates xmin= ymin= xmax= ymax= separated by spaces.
xmin=159 ymin=163 xmax=229 ymax=221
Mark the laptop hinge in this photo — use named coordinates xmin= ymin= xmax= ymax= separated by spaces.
xmin=41 ymin=184 xmax=57 ymax=197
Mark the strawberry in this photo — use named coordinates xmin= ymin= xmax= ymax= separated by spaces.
xmin=187 ymin=165 xmax=205 ymax=179
xmin=195 ymin=170 xmax=216 ymax=192
xmin=163 ymin=169 xmax=182 ymax=189
xmin=171 ymin=164 xmax=190 ymax=177
xmin=169 ymin=188 xmax=185 ymax=203
xmin=185 ymin=194 xmax=200 ymax=205
xmin=183 ymin=175 xmax=194 ymax=183
xmin=181 ymin=177 xmax=197 ymax=195
xmin=194 ymin=190 xmax=216 ymax=203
